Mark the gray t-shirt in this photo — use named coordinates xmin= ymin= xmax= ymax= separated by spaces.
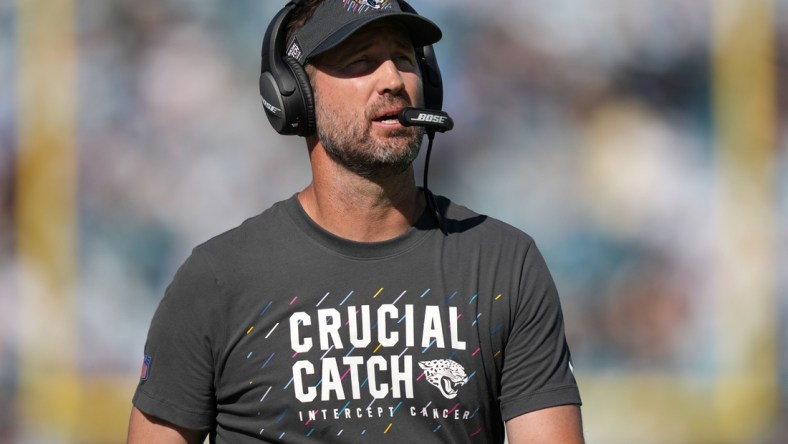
xmin=133 ymin=194 xmax=581 ymax=443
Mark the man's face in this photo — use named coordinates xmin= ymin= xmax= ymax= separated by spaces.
xmin=309 ymin=22 xmax=426 ymax=179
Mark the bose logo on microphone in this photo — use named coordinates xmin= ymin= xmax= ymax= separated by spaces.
xmin=398 ymin=107 xmax=454 ymax=132
xmin=412 ymin=113 xmax=447 ymax=124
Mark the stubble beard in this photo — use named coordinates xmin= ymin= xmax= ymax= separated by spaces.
xmin=316 ymin=96 xmax=426 ymax=180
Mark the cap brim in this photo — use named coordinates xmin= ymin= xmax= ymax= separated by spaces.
xmin=306 ymin=13 xmax=442 ymax=61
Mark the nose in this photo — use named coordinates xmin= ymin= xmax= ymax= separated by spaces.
xmin=375 ymin=59 xmax=405 ymax=96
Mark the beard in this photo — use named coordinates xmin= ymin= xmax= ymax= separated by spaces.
xmin=315 ymin=95 xmax=426 ymax=179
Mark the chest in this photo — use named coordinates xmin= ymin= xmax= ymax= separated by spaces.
xmin=211 ymin=268 xmax=516 ymax=442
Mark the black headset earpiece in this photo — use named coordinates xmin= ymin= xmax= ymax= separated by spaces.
xmin=399 ymin=1 xmax=444 ymax=111
xmin=260 ymin=0 xmax=444 ymax=137
xmin=260 ymin=0 xmax=315 ymax=136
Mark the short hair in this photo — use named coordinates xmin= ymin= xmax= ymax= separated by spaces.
xmin=285 ymin=0 xmax=324 ymax=44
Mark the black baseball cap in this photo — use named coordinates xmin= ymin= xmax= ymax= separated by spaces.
xmin=285 ymin=0 xmax=442 ymax=64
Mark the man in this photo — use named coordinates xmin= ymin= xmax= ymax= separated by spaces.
xmin=127 ymin=1 xmax=583 ymax=443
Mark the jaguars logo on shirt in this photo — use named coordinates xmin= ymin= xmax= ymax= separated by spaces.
xmin=418 ymin=359 xmax=469 ymax=399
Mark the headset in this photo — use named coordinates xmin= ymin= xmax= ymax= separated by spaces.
xmin=259 ymin=0 xmax=445 ymax=137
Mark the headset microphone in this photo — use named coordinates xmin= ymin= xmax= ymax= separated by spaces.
xmin=398 ymin=108 xmax=454 ymax=133
xmin=398 ymin=107 xmax=454 ymax=232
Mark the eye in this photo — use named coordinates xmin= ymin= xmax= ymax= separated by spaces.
xmin=394 ymin=54 xmax=417 ymax=71
xmin=343 ymin=57 xmax=374 ymax=75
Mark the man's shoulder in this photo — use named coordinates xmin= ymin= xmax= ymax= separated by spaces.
xmin=192 ymin=196 xmax=296 ymax=259
xmin=438 ymin=195 xmax=535 ymax=245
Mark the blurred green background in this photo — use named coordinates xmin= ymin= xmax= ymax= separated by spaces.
xmin=1 ymin=0 xmax=786 ymax=442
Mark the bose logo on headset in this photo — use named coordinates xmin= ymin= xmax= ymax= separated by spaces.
xmin=262 ymin=98 xmax=282 ymax=116
xmin=259 ymin=0 xmax=445 ymax=137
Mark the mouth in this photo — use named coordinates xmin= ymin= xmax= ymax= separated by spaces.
xmin=371 ymin=107 xmax=405 ymax=126
xmin=374 ymin=114 xmax=399 ymax=124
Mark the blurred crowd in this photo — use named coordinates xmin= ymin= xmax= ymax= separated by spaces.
xmin=1 ymin=0 xmax=786 ymax=442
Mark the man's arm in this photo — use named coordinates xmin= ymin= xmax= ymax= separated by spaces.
xmin=127 ymin=406 xmax=207 ymax=444
xmin=505 ymin=405 xmax=584 ymax=444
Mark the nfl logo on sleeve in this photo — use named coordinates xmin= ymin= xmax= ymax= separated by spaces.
xmin=140 ymin=353 xmax=152 ymax=381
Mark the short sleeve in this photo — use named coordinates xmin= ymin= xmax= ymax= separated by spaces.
xmin=132 ymin=249 xmax=222 ymax=431
xmin=498 ymin=240 xmax=581 ymax=421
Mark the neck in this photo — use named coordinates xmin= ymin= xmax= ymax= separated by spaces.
xmin=298 ymin=139 xmax=424 ymax=242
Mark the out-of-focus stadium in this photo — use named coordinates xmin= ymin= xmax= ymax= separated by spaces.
xmin=1 ymin=0 xmax=786 ymax=442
